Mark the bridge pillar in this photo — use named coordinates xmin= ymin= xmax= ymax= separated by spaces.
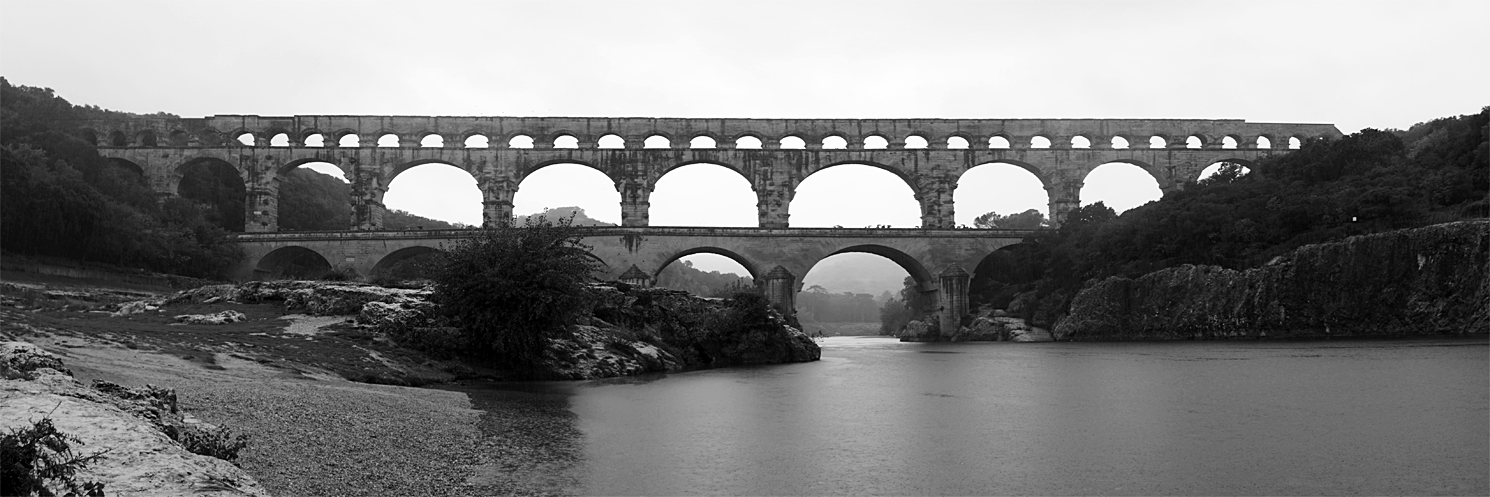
xmin=244 ymin=185 xmax=278 ymax=232
xmin=762 ymin=265 xmax=796 ymax=315
xmin=937 ymin=265 xmax=970 ymax=338
xmin=241 ymin=153 xmax=278 ymax=232
xmin=349 ymin=158 xmax=386 ymax=230
xmin=1045 ymin=174 xmax=1083 ymax=228
xmin=756 ymin=176 xmax=794 ymax=228
xmin=480 ymin=175 xmax=516 ymax=227
xmin=618 ymin=179 xmax=651 ymax=227
xmin=916 ymin=174 xmax=956 ymax=229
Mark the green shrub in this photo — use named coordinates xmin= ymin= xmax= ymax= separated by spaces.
xmin=171 ymin=424 xmax=249 ymax=463
xmin=429 ymin=215 xmax=603 ymax=372
xmin=0 ymin=417 xmax=107 ymax=496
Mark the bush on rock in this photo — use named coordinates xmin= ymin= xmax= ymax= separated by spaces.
xmin=429 ymin=216 xmax=603 ymax=372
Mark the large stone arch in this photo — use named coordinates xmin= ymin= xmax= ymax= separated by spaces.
xmin=389 ymin=158 xmax=479 ymax=184
xmin=957 ymin=159 xmax=1050 ymax=189
xmin=106 ymin=157 xmax=146 ymax=178
xmin=371 ymin=246 xmax=443 ymax=279
xmin=1083 ymin=158 xmax=1169 ymax=192
xmin=788 ymin=159 xmax=928 ymax=228
xmin=174 ymin=156 xmax=249 ymax=232
xmin=813 ymin=244 xmax=934 ymax=288
xmin=651 ymin=246 xmax=760 ymax=282
xmin=808 ymin=159 xmax=918 ymax=193
xmin=517 ymin=158 xmax=618 ymax=185
xmin=253 ymin=246 xmax=333 ymax=280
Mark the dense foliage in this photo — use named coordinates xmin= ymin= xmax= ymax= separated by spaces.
xmin=798 ymin=285 xmax=880 ymax=322
xmin=0 ymin=417 xmax=106 ymax=497
xmin=878 ymin=276 xmax=931 ymax=334
xmin=978 ymin=108 xmax=1489 ymax=329
xmin=973 ymin=209 xmax=1049 ymax=229
xmin=1 ymin=79 xmax=243 ymax=278
xmin=428 ymin=215 xmax=603 ymax=371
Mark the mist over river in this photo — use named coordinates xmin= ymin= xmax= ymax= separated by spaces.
xmin=456 ymin=336 xmax=1488 ymax=496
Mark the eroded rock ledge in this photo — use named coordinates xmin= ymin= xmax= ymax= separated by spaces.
xmin=0 ymin=341 xmax=268 ymax=496
xmin=1055 ymin=220 xmax=1490 ymax=340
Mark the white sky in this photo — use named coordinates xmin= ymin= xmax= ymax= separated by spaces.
xmin=4 ymin=0 xmax=1486 ymax=278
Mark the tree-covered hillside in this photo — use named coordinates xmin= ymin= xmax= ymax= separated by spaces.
xmin=1 ymin=78 xmax=241 ymax=278
xmin=977 ymin=108 xmax=1488 ymax=329
xmin=277 ymin=167 xmax=459 ymax=231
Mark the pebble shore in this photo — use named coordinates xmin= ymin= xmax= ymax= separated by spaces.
xmin=48 ymin=339 xmax=576 ymax=496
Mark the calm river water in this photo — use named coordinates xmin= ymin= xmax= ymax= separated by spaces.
xmin=460 ymin=337 xmax=1488 ymax=496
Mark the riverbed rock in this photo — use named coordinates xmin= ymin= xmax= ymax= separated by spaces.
xmin=111 ymin=299 xmax=160 ymax=316
xmin=174 ymin=310 xmax=247 ymax=325
xmin=536 ymin=284 xmax=820 ymax=379
xmin=897 ymin=320 xmax=938 ymax=342
xmin=168 ymin=281 xmax=430 ymax=316
xmin=1056 ymin=220 xmax=1490 ymax=340
xmin=0 ymin=341 xmax=268 ymax=495
xmin=952 ymin=313 xmax=1054 ymax=342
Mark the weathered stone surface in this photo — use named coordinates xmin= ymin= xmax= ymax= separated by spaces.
xmin=174 ymin=310 xmax=247 ymax=325
xmin=897 ymin=320 xmax=939 ymax=342
xmin=111 ymin=299 xmax=160 ymax=316
xmin=0 ymin=341 xmax=267 ymax=496
xmin=951 ymin=312 xmax=1054 ymax=342
xmin=168 ymin=281 xmax=429 ymax=316
xmin=1056 ymin=221 xmax=1490 ymax=340
xmin=1 ymin=341 xmax=71 ymax=379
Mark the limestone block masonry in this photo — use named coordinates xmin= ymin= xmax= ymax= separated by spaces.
xmin=79 ymin=115 xmax=1340 ymax=334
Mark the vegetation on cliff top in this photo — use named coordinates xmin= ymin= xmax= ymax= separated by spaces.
xmin=977 ymin=107 xmax=1488 ymax=330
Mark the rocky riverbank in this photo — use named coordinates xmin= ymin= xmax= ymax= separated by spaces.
xmin=1055 ymin=220 xmax=1490 ymax=340
xmin=0 ymin=273 xmax=819 ymax=494
xmin=897 ymin=307 xmax=1053 ymax=342
xmin=1 ymin=341 xmax=268 ymax=496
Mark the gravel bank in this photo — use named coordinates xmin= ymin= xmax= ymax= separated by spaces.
xmin=46 ymin=339 xmax=513 ymax=496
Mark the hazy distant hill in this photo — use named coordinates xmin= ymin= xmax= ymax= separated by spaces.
xmin=517 ymin=206 xmax=615 ymax=226
xmin=800 ymin=253 xmax=910 ymax=297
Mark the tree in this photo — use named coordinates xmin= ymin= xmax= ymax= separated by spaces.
xmin=974 ymin=209 xmax=1049 ymax=229
xmin=428 ymin=215 xmax=603 ymax=372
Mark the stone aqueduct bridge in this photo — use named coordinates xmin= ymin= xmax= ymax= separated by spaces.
xmin=83 ymin=115 xmax=1340 ymax=334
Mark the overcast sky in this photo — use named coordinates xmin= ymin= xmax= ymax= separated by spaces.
xmin=3 ymin=0 xmax=1486 ymax=278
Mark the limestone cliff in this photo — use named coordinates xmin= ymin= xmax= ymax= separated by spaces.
xmin=1056 ymin=220 xmax=1489 ymax=340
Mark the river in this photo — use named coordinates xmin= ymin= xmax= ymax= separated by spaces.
xmin=458 ymin=336 xmax=1488 ymax=495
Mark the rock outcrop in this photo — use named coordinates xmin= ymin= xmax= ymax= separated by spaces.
xmin=1 ymin=341 xmax=268 ymax=496
xmin=167 ymin=280 xmax=429 ymax=316
xmin=1056 ymin=221 xmax=1490 ymax=340
xmin=956 ymin=313 xmax=1053 ymax=342
xmin=541 ymin=284 xmax=820 ymax=379
xmin=174 ymin=310 xmax=248 ymax=325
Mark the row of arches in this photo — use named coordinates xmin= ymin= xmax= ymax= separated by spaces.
xmin=91 ymin=128 xmax=1309 ymax=151
xmin=215 ymin=156 xmax=1245 ymax=234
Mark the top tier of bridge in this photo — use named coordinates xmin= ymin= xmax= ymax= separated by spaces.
xmin=80 ymin=116 xmax=1343 ymax=150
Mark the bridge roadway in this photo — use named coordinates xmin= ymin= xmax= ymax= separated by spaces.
xmin=236 ymin=226 xmax=1038 ymax=336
